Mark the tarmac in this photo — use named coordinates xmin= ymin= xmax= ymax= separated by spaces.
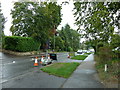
xmin=2 ymin=53 xmax=104 ymax=88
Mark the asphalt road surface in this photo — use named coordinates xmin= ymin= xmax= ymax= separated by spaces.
xmin=1 ymin=52 xmax=104 ymax=88
xmin=1 ymin=52 xmax=74 ymax=83
xmin=0 ymin=52 xmax=36 ymax=83
xmin=0 ymin=52 xmax=70 ymax=88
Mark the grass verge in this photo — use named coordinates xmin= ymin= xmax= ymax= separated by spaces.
xmin=94 ymin=55 xmax=120 ymax=88
xmin=84 ymin=52 xmax=91 ymax=55
xmin=71 ymin=55 xmax=87 ymax=60
xmin=40 ymin=62 xmax=80 ymax=78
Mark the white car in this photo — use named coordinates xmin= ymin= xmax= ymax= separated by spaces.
xmin=89 ymin=49 xmax=94 ymax=52
xmin=76 ymin=50 xmax=84 ymax=55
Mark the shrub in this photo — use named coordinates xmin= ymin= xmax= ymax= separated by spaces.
xmin=4 ymin=36 xmax=40 ymax=52
xmin=97 ymin=46 xmax=113 ymax=64
xmin=67 ymin=47 xmax=73 ymax=52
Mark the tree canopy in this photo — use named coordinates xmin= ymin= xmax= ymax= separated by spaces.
xmin=0 ymin=3 xmax=5 ymax=35
xmin=59 ymin=24 xmax=80 ymax=51
xmin=0 ymin=3 xmax=6 ymax=49
xmin=10 ymin=2 xmax=62 ymax=46
xmin=74 ymin=2 xmax=120 ymax=53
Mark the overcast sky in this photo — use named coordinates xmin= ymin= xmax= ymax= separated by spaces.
xmin=0 ymin=0 xmax=78 ymax=36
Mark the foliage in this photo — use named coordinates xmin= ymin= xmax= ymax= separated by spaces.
xmin=97 ymin=46 xmax=113 ymax=64
xmin=0 ymin=4 xmax=5 ymax=32
xmin=59 ymin=24 xmax=80 ymax=51
xmin=50 ymin=36 xmax=65 ymax=51
xmin=0 ymin=4 xmax=6 ymax=49
xmin=4 ymin=36 xmax=40 ymax=52
xmin=110 ymin=34 xmax=120 ymax=48
xmin=67 ymin=47 xmax=73 ymax=52
xmin=95 ymin=55 xmax=120 ymax=85
xmin=71 ymin=55 xmax=87 ymax=60
xmin=10 ymin=2 xmax=62 ymax=48
xmin=41 ymin=62 xmax=80 ymax=78
xmin=74 ymin=2 xmax=120 ymax=53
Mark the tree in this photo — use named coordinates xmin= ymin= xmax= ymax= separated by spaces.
xmin=0 ymin=4 xmax=6 ymax=49
xmin=110 ymin=34 xmax=120 ymax=49
xmin=10 ymin=2 xmax=62 ymax=48
xmin=50 ymin=36 xmax=65 ymax=51
xmin=59 ymin=24 xmax=80 ymax=51
xmin=74 ymin=2 xmax=119 ymax=53
xmin=0 ymin=3 xmax=5 ymax=35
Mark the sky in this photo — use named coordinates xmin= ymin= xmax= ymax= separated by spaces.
xmin=0 ymin=0 xmax=78 ymax=36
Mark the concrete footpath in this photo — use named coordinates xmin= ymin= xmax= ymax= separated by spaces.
xmin=62 ymin=54 xmax=104 ymax=88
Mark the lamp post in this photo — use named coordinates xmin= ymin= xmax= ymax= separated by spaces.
xmin=53 ymin=32 xmax=59 ymax=53
xmin=72 ymin=37 xmax=73 ymax=51
xmin=53 ymin=34 xmax=55 ymax=52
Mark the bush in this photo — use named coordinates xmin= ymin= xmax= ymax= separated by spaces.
xmin=4 ymin=36 xmax=40 ymax=52
xmin=67 ymin=47 xmax=73 ymax=52
xmin=97 ymin=46 xmax=113 ymax=64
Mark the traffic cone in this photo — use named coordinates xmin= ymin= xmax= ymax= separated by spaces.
xmin=67 ymin=54 xmax=70 ymax=58
xmin=48 ymin=55 xmax=50 ymax=60
xmin=34 ymin=57 xmax=39 ymax=66
xmin=40 ymin=56 xmax=44 ymax=64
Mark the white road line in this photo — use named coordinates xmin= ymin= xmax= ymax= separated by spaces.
xmin=1 ymin=68 xmax=35 ymax=84
xmin=0 ymin=62 xmax=16 ymax=65
xmin=0 ymin=79 xmax=8 ymax=84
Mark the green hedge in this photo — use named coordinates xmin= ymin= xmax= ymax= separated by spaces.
xmin=4 ymin=36 xmax=40 ymax=52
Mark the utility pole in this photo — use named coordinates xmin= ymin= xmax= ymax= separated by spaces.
xmin=53 ymin=34 xmax=55 ymax=53
xmin=72 ymin=37 xmax=73 ymax=51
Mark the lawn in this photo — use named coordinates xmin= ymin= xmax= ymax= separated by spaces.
xmin=71 ymin=55 xmax=88 ymax=60
xmin=40 ymin=62 xmax=80 ymax=78
xmin=84 ymin=52 xmax=91 ymax=55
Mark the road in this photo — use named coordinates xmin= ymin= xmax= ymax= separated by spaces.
xmin=1 ymin=52 xmax=82 ymax=83
xmin=0 ymin=52 xmax=71 ymax=88
xmin=0 ymin=52 xmax=103 ymax=88
xmin=0 ymin=52 xmax=36 ymax=82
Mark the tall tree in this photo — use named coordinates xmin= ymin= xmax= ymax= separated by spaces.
xmin=74 ymin=2 xmax=120 ymax=53
xmin=59 ymin=24 xmax=80 ymax=51
xmin=10 ymin=2 xmax=62 ymax=48
xmin=0 ymin=3 xmax=5 ymax=35
xmin=0 ymin=4 xmax=6 ymax=49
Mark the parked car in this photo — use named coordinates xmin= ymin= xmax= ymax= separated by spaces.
xmin=82 ymin=50 xmax=87 ymax=53
xmin=89 ymin=49 xmax=94 ymax=53
xmin=76 ymin=50 xmax=84 ymax=55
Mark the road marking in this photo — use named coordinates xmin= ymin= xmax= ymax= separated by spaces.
xmin=0 ymin=62 xmax=16 ymax=65
xmin=1 ymin=68 xmax=37 ymax=84
xmin=0 ymin=79 xmax=8 ymax=84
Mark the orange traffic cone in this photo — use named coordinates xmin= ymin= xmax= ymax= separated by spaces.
xmin=34 ymin=57 xmax=39 ymax=66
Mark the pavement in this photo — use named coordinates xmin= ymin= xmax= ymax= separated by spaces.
xmin=62 ymin=54 xmax=104 ymax=88
xmin=1 ymin=52 xmax=104 ymax=88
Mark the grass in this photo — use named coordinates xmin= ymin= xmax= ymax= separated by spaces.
xmin=71 ymin=55 xmax=88 ymax=60
xmin=40 ymin=62 xmax=80 ymax=78
xmin=84 ymin=52 xmax=91 ymax=55
xmin=94 ymin=55 xmax=120 ymax=87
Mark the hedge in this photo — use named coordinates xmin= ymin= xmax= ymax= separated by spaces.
xmin=4 ymin=36 xmax=40 ymax=52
